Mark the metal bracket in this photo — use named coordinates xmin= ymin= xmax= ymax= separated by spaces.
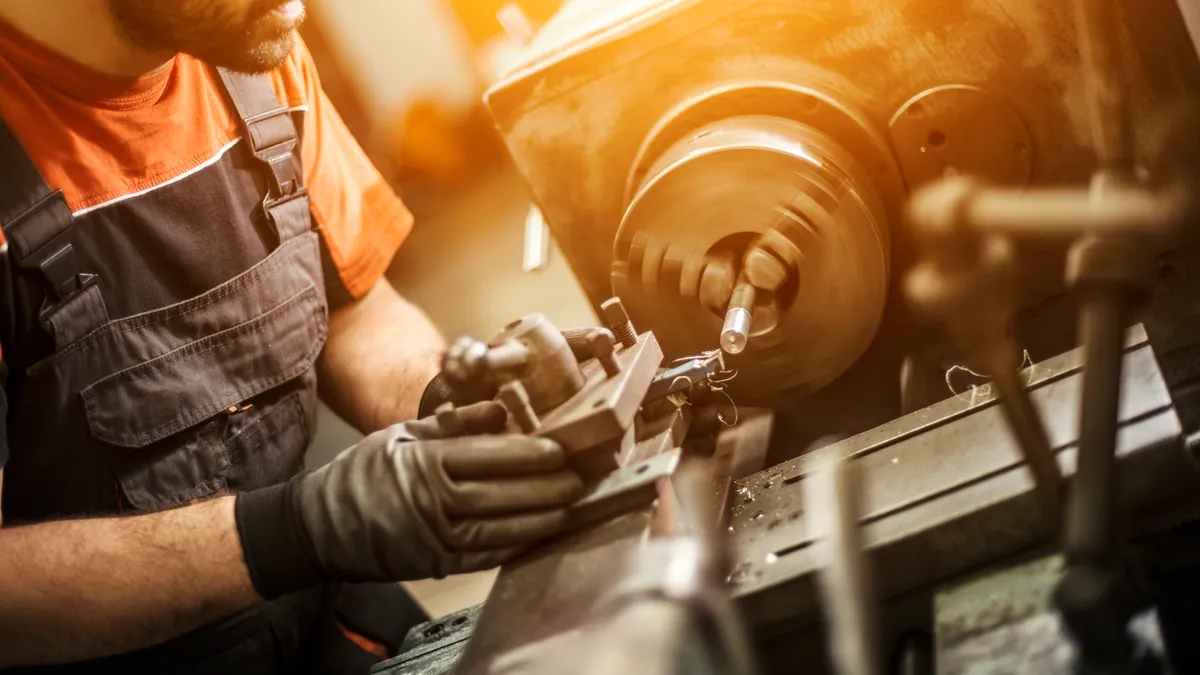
xmin=534 ymin=332 xmax=664 ymax=455
xmin=567 ymin=449 xmax=681 ymax=531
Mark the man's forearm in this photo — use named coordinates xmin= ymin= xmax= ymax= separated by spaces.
xmin=319 ymin=279 xmax=445 ymax=433
xmin=0 ymin=497 xmax=260 ymax=667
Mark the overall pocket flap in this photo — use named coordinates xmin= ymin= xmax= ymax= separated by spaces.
xmin=82 ymin=286 xmax=328 ymax=449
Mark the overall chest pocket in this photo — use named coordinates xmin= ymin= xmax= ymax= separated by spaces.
xmin=81 ymin=285 xmax=328 ymax=511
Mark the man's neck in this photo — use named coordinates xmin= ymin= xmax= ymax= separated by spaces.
xmin=0 ymin=0 xmax=170 ymax=77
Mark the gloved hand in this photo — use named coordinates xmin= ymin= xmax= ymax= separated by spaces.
xmin=236 ymin=402 xmax=584 ymax=599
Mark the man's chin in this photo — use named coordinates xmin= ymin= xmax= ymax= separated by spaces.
xmin=198 ymin=34 xmax=296 ymax=74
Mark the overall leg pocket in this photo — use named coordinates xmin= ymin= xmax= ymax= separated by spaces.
xmin=113 ymin=420 xmax=231 ymax=510
xmin=224 ymin=380 xmax=317 ymax=491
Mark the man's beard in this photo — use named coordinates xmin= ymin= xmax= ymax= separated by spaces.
xmin=107 ymin=0 xmax=306 ymax=73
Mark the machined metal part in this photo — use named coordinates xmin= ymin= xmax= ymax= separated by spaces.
xmin=531 ymin=331 xmax=664 ymax=475
xmin=493 ymin=466 xmax=757 ymax=675
xmin=721 ymin=279 xmax=756 ymax=356
xmin=728 ymin=327 xmax=1200 ymax=642
xmin=445 ymin=309 xmax=663 ymax=479
xmin=888 ymin=85 xmax=1034 ymax=191
xmin=488 ymin=313 xmax=587 ymax=413
xmin=568 ymin=450 xmax=681 ymax=531
xmin=614 ymin=114 xmax=890 ymax=395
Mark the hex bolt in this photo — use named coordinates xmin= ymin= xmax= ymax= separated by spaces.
xmin=498 ymin=381 xmax=541 ymax=433
xmin=587 ymin=329 xmax=622 ymax=378
xmin=601 ymin=298 xmax=638 ymax=349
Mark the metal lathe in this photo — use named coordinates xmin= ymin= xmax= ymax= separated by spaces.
xmin=375 ymin=0 xmax=1200 ymax=673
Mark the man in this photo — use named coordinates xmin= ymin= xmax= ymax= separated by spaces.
xmin=0 ymin=0 xmax=583 ymax=672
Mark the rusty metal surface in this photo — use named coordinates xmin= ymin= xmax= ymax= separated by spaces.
xmin=888 ymin=85 xmax=1034 ymax=190
xmin=727 ymin=326 xmax=1200 ymax=639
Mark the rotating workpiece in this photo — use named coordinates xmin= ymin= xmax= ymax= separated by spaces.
xmin=613 ymin=115 xmax=890 ymax=395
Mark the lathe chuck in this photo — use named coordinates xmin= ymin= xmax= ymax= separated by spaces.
xmin=613 ymin=115 xmax=891 ymax=395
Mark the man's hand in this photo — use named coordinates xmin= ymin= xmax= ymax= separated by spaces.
xmin=237 ymin=402 xmax=584 ymax=597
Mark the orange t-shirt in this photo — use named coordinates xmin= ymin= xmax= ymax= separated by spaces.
xmin=0 ymin=19 xmax=411 ymax=300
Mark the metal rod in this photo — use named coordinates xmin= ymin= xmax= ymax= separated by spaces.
xmin=909 ymin=181 xmax=1187 ymax=242
xmin=1065 ymin=292 xmax=1131 ymax=564
xmin=964 ymin=187 xmax=1185 ymax=238
xmin=808 ymin=454 xmax=878 ymax=675
xmin=978 ymin=337 xmax=1064 ymax=524
xmin=721 ymin=279 xmax=757 ymax=355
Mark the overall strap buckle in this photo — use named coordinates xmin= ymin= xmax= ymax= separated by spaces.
xmin=243 ymin=105 xmax=303 ymax=200
xmin=216 ymin=69 xmax=311 ymax=242
xmin=4 ymin=190 xmax=108 ymax=347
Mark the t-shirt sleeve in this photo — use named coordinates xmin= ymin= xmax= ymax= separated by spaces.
xmin=284 ymin=39 xmax=413 ymax=301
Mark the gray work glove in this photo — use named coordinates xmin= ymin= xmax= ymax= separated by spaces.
xmin=236 ymin=401 xmax=584 ymax=598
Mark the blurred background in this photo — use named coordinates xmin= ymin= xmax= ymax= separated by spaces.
xmin=297 ymin=0 xmax=591 ymax=617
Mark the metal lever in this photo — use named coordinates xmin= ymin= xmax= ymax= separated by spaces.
xmin=808 ymin=453 xmax=878 ymax=675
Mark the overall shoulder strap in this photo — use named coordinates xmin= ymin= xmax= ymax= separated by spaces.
xmin=0 ymin=119 xmax=106 ymax=350
xmin=0 ymin=120 xmax=73 ymax=262
xmin=216 ymin=69 xmax=311 ymax=243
